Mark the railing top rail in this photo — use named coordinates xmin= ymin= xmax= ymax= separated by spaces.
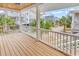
xmin=41 ymin=29 xmax=79 ymax=37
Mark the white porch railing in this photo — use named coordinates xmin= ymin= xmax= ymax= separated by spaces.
xmin=40 ymin=29 xmax=79 ymax=56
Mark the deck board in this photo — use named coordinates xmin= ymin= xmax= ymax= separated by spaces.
xmin=0 ymin=32 xmax=65 ymax=56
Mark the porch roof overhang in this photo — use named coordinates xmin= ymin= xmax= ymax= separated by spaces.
xmin=22 ymin=3 xmax=79 ymax=14
xmin=39 ymin=3 xmax=79 ymax=12
xmin=0 ymin=3 xmax=79 ymax=12
xmin=70 ymin=10 xmax=79 ymax=14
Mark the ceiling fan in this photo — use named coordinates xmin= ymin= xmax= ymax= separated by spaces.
xmin=15 ymin=3 xmax=21 ymax=6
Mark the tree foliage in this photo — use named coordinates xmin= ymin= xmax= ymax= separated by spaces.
xmin=44 ymin=20 xmax=52 ymax=29
xmin=0 ymin=14 xmax=15 ymax=26
xmin=66 ymin=15 xmax=72 ymax=28
xmin=59 ymin=15 xmax=72 ymax=28
xmin=5 ymin=16 xmax=15 ymax=25
xmin=0 ymin=14 xmax=5 ymax=25
xmin=30 ymin=19 xmax=36 ymax=27
xmin=30 ymin=18 xmax=54 ymax=29
xmin=58 ymin=15 xmax=72 ymax=32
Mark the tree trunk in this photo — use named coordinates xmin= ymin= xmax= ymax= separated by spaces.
xmin=64 ymin=24 xmax=66 ymax=32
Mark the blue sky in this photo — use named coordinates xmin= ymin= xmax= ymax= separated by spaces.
xmin=42 ymin=6 xmax=79 ymax=19
xmin=43 ymin=8 xmax=72 ymax=18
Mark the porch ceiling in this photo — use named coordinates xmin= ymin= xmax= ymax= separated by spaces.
xmin=0 ymin=3 xmax=79 ymax=12
xmin=0 ymin=3 xmax=33 ymax=10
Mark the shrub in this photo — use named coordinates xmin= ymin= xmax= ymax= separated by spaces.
xmin=30 ymin=19 xmax=36 ymax=27
xmin=44 ymin=20 xmax=52 ymax=29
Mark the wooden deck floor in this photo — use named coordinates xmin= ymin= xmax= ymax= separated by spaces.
xmin=0 ymin=32 xmax=65 ymax=56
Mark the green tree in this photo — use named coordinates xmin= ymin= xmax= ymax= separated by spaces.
xmin=0 ymin=14 xmax=5 ymax=25
xmin=30 ymin=19 xmax=36 ymax=27
xmin=66 ymin=15 xmax=72 ymax=28
xmin=5 ymin=16 xmax=15 ymax=25
xmin=44 ymin=20 xmax=52 ymax=29
xmin=0 ymin=14 xmax=16 ymax=32
xmin=0 ymin=15 xmax=15 ymax=26
xmin=59 ymin=15 xmax=72 ymax=32
xmin=30 ymin=18 xmax=53 ymax=29
xmin=40 ymin=18 xmax=45 ymax=28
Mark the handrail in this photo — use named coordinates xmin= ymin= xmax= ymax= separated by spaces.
xmin=22 ymin=26 xmax=79 ymax=56
xmin=41 ymin=29 xmax=79 ymax=37
xmin=40 ymin=29 xmax=79 ymax=56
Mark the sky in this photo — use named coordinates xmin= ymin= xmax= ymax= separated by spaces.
xmin=43 ymin=6 xmax=78 ymax=18
xmin=43 ymin=8 xmax=70 ymax=18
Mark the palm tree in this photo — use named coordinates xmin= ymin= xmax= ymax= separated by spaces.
xmin=59 ymin=15 xmax=72 ymax=32
xmin=59 ymin=16 xmax=67 ymax=32
xmin=66 ymin=15 xmax=72 ymax=28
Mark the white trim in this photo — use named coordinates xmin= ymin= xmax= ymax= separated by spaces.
xmin=70 ymin=10 xmax=79 ymax=13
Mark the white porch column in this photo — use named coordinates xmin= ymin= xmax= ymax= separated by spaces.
xmin=71 ymin=13 xmax=79 ymax=33
xmin=71 ymin=14 xmax=75 ymax=32
xmin=18 ymin=12 xmax=23 ymax=32
xmin=36 ymin=5 xmax=41 ymax=40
